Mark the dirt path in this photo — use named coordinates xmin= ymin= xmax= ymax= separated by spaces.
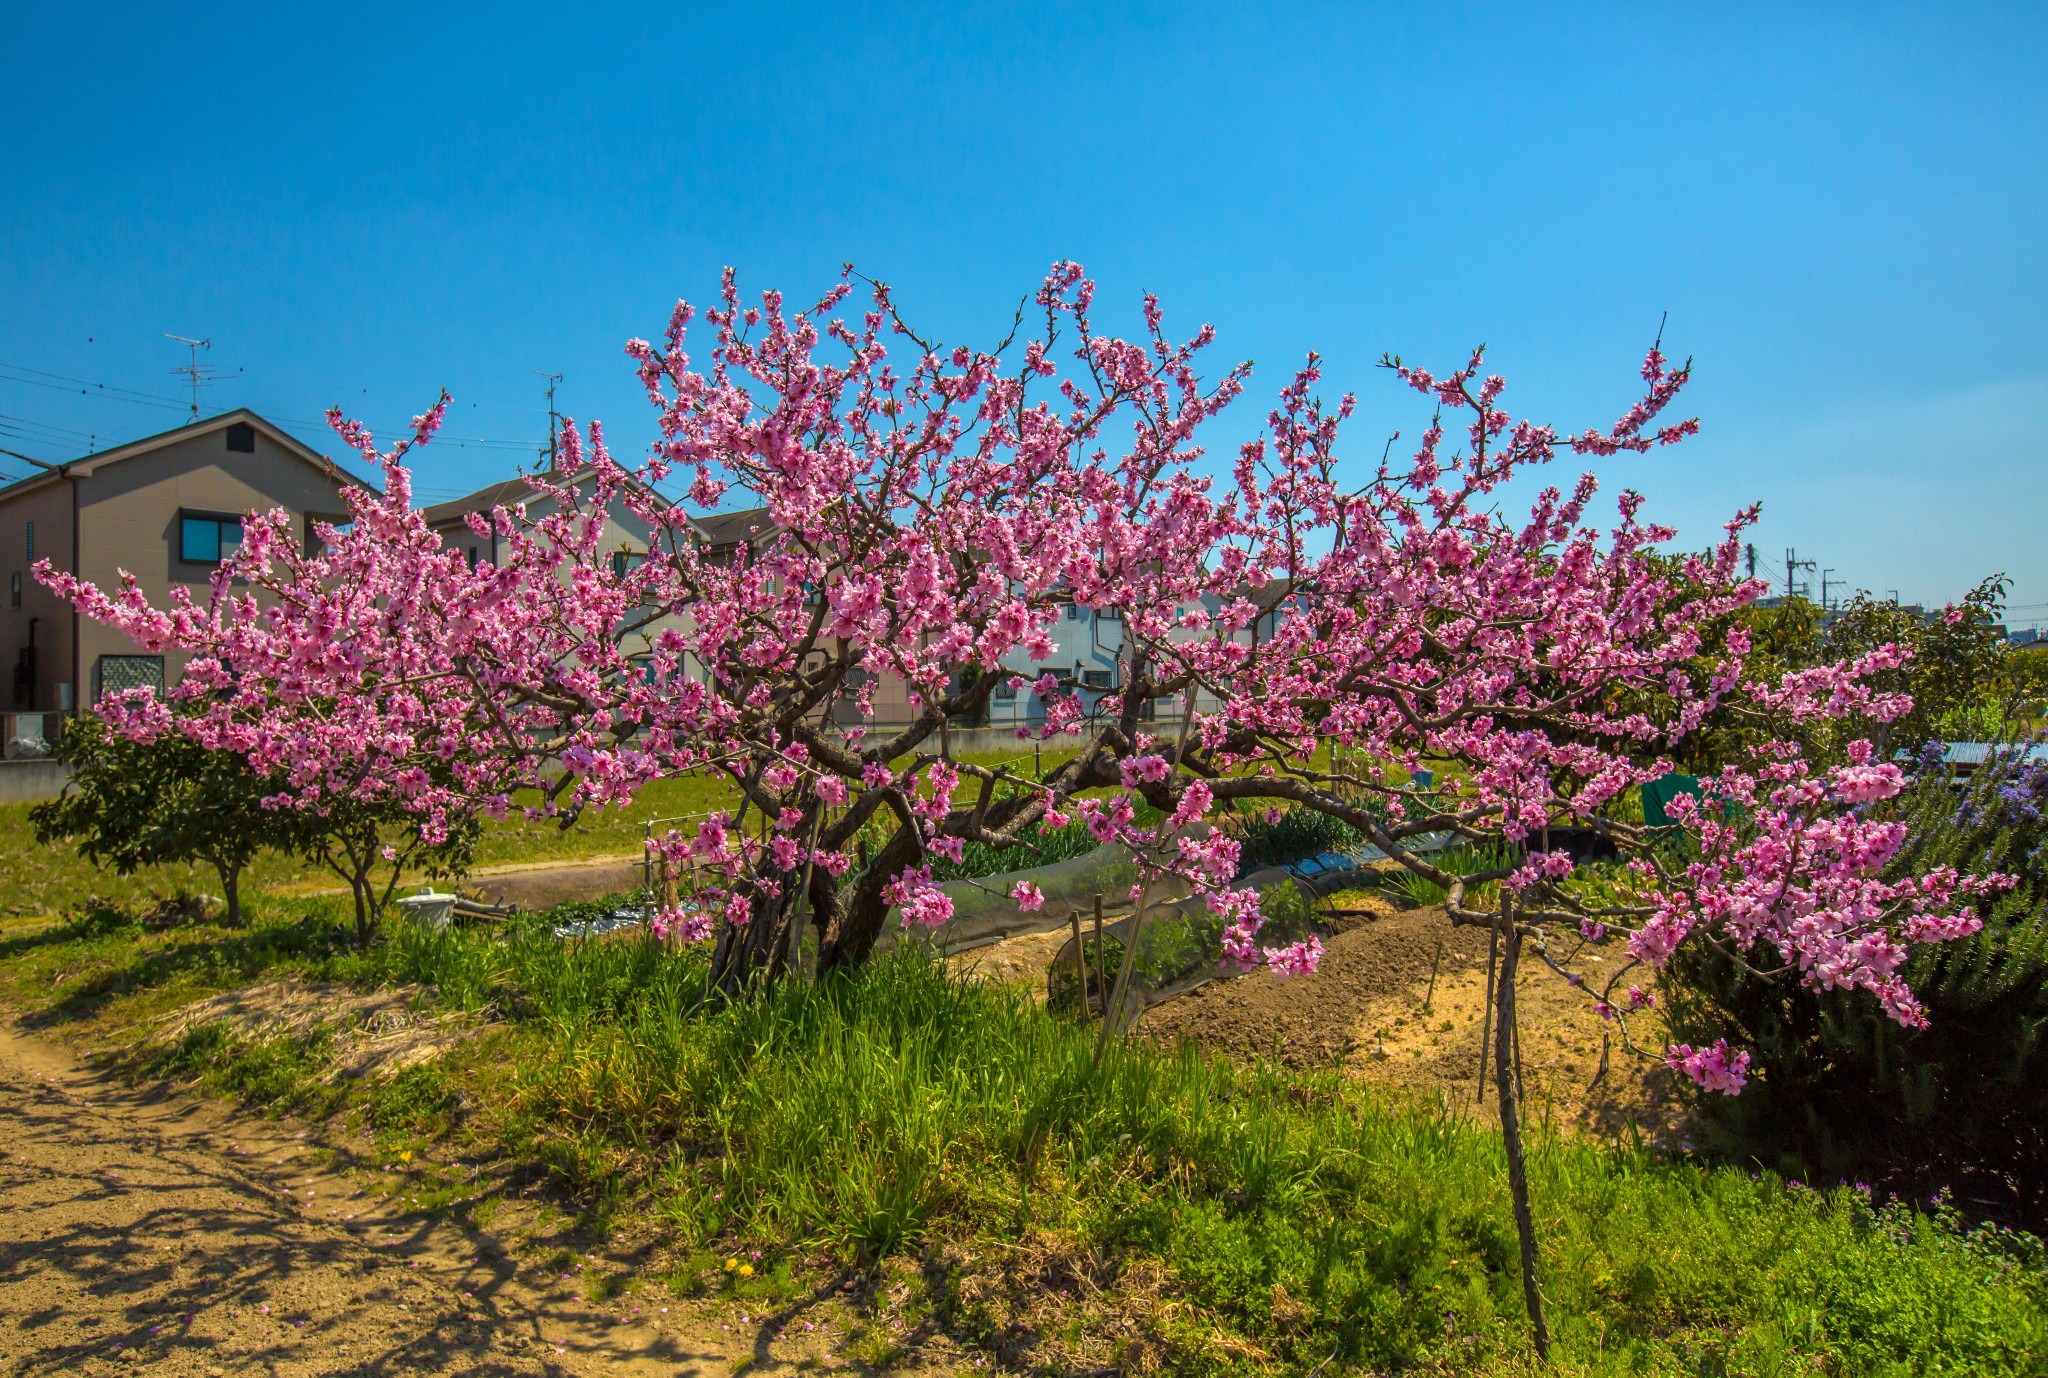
xmin=0 ymin=1025 xmax=858 ymax=1377
xmin=270 ymin=853 xmax=650 ymax=911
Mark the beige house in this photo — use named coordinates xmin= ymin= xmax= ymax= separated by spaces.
xmin=422 ymin=464 xmax=703 ymax=675
xmin=0 ymin=409 xmax=363 ymax=716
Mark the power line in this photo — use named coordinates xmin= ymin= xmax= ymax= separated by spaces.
xmin=0 ymin=360 xmax=192 ymax=409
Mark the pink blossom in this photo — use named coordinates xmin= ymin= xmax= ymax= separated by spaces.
xmin=1665 ymin=1040 xmax=1751 ymax=1095
xmin=1263 ymin=935 xmax=1323 ymax=977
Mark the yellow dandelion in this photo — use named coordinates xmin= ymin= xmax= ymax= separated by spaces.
xmin=724 ymin=1258 xmax=738 ymax=1272
xmin=737 ymin=1264 xmax=754 ymax=1278
xmin=398 ymin=1151 xmax=412 ymax=1164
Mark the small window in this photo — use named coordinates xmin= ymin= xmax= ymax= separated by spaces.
xmin=466 ymin=547 xmax=481 ymax=571
xmin=993 ymin=676 xmax=1016 ymax=701
xmin=179 ymin=513 xmax=243 ymax=564
xmin=1082 ymin=669 xmax=1114 ymax=689
xmin=95 ymin=654 xmax=165 ymax=702
xmin=225 ymin=422 xmax=256 ymax=453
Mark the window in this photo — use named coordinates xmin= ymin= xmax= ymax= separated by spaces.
xmin=611 ymin=550 xmax=646 ymax=579
xmin=993 ymin=675 xmax=1017 ymax=701
xmin=466 ymin=547 xmax=481 ymax=571
xmin=95 ymin=655 xmax=164 ymax=702
xmin=179 ymin=513 xmax=243 ymax=564
xmin=1067 ymin=604 xmax=1085 ymax=622
xmin=225 ymin=421 xmax=256 ymax=453
xmin=1082 ymin=669 xmax=1114 ymax=690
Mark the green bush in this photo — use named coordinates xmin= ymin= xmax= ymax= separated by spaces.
xmin=1232 ymin=805 xmax=1363 ymax=874
xmin=1664 ymin=744 xmax=2048 ymax=1227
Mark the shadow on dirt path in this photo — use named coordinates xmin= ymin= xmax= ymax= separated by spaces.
xmin=0 ymin=1024 xmax=847 ymax=1377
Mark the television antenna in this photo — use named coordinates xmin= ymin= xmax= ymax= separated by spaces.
xmin=164 ymin=334 xmax=226 ymax=419
xmin=534 ymin=370 xmax=563 ymax=470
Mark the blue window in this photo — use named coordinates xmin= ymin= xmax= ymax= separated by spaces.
xmin=179 ymin=513 xmax=243 ymax=564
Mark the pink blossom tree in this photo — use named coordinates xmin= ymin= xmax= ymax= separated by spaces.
xmin=45 ymin=266 xmax=2003 ymax=1357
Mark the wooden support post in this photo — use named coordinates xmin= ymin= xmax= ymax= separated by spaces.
xmin=1478 ymin=919 xmax=1499 ymax=1103
xmin=1493 ymin=892 xmax=1550 ymax=1362
xmin=1092 ymin=893 xmax=1107 ymax=1023
xmin=1069 ymin=908 xmax=1087 ymax=1013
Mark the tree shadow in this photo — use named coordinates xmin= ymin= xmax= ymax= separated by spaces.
xmin=17 ymin=914 xmax=350 ymax=1032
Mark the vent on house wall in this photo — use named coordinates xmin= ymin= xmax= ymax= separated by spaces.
xmin=225 ymin=421 xmax=256 ymax=453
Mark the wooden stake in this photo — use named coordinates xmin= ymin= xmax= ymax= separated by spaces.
xmin=1478 ymin=921 xmax=1499 ymax=1103
xmin=1092 ymin=893 xmax=1106 ymax=1020
xmin=1493 ymin=891 xmax=1550 ymax=1362
xmin=1069 ymin=907 xmax=1087 ymax=1013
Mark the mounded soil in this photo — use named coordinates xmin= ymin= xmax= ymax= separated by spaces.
xmin=1139 ymin=899 xmax=1683 ymax=1140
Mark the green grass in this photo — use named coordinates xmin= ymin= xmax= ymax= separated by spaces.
xmin=0 ymin=746 xmax=1083 ymax=919
xmin=0 ymin=771 xmax=743 ymax=918
xmin=2 ymin=897 xmax=2041 ymax=1375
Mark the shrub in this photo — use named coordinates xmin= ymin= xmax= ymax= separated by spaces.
xmin=31 ymin=715 xmax=287 ymax=924
xmin=1664 ymin=743 xmax=2048 ymax=1227
xmin=1232 ymin=806 xmax=1364 ymax=875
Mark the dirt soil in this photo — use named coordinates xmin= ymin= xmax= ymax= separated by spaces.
xmin=956 ymin=898 xmax=1685 ymax=1144
xmin=161 ymin=981 xmax=489 ymax=1082
xmin=0 ymin=1020 xmax=939 ymax=1377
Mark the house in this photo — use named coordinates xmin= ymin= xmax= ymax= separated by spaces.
xmin=421 ymin=462 xmax=706 ymax=676
xmin=0 ymin=409 xmax=364 ymax=718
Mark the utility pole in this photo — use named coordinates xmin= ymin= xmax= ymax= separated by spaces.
xmin=1744 ymin=543 xmax=1759 ymax=581
xmin=165 ymin=334 xmax=221 ymax=419
xmin=1821 ymin=568 xmax=1838 ymax=611
xmin=1784 ymin=547 xmax=1816 ymax=602
xmin=534 ymin=371 xmax=563 ymax=471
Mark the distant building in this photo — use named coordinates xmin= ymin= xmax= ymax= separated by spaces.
xmin=422 ymin=463 xmax=707 ymax=681
xmin=0 ymin=410 xmax=363 ymax=714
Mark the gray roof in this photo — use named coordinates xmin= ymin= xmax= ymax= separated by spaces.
xmin=0 ymin=407 xmax=367 ymax=501
xmin=1919 ymin=742 xmax=2048 ymax=768
xmin=419 ymin=466 xmax=683 ymax=529
xmin=420 ymin=475 xmax=543 ymax=526
xmin=694 ymin=505 xmax=776 ymax=548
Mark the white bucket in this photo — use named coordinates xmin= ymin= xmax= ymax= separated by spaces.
xmin=396 ymin=890 xmax=457 ymax=931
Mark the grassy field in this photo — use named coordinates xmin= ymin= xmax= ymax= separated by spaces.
xmin=1 ymin=894 xmax=2042 ymax=1375
xmin=2 ymin=746 xmax=1090 ymax=919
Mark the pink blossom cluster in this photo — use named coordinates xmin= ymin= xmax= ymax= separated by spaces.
xmin=1635 ymin=740 xmax=2008 ymax=1029
xmin=1664 ymin=1040 xmax=1752 ymax=1095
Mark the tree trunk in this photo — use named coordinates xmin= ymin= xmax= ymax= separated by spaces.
xmin=1492 ymin=910 xmax=1551 ymax=1362
xmin=350 ymin=856 xmax=375 ymax=947
xmin=216 ymin=861 xmax=242 ymax=927
xmin=818 ymin=824 xmax=921 ymax=975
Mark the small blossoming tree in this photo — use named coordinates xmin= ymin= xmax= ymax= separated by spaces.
xmin=1074 ymin=339 xmax=2007 ymax=1356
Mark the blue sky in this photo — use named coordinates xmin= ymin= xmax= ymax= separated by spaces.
xmin=4 ymin=5 xmax=2045 ymax=620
